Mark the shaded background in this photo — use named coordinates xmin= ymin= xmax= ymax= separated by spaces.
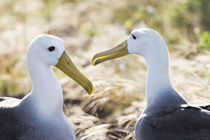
xmin=0 ymin=0 xmax=209 ymax=139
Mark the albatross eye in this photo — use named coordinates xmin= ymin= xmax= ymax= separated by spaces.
xmin=48 ymin=46 xmax=55 ymax=52
xmin=132 ymin=34 xmax=136 ymax=40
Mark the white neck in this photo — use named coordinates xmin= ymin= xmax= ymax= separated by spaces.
xmin=24 ymin=58 xmax=63 ymax=118
xmin=145 ymin=53 xmax=172 ymax=104
xmin=142 ymin=43 xmax=184 ymax=107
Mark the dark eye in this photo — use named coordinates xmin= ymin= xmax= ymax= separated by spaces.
xmin=48 ymin=46 xmax=55 ymax=52
xmin=132 ymin=34 xmax=136 ymax=40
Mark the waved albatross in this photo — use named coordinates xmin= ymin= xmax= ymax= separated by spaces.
xmin=92 ymin=28 xmax=210 ymax=140
xmin=0 ymin=34 xmax=93 ymax=140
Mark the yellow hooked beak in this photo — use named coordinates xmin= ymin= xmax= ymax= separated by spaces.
xmin=92 ymin=40 xmax=129 ymax=65
xmin=56 ymin=51 xmax=94 ymax=95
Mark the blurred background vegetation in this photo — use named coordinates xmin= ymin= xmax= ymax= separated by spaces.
xmin=0 ymin=0 xmax=209 ymax=96
xmin=0 ymin=0 xmax=209 ymax=139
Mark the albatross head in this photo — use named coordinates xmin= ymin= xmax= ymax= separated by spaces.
xmin=92 ymin=28 xmax=169 ymax=65
xmin=92 ymin=28 xmax=175 ymax=105
xmin=27 ymin=34 xmax=94 ymax=95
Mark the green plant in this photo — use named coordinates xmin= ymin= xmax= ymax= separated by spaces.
xmin=197 ymin=31 xmax=210 ymax=50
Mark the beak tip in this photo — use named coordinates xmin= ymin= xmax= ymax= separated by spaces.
xmin=84 ymin=82 xmax=94 ymax=95
xmin=92 ymin=61 xmax=97 ymax=66
xmin=91 ymin=55 xmax=97 ymax=66
xmin=91 ymin=60 xmax=96 ymax=66
xmin=87 ymin=87 xmax=94 ymax=95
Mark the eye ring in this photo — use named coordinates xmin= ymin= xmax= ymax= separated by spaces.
xmin=48 ymin=46 xmax=55 ymax=52
xmin=132 ymin=34 xmax=136 ymax=40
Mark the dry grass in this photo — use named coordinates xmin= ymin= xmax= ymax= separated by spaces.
xmin=0 ymin=0 xmax=210 ymax=139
